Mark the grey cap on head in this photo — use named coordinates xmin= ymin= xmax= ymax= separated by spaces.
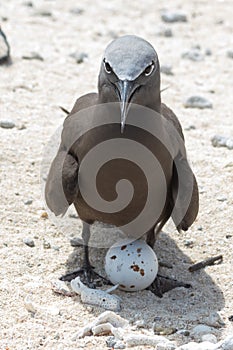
xmin=104 ymin=35 xmax=158 ymax=81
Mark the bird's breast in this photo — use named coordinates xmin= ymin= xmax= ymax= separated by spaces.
xmin=73 ymin=123 xmax=173 ymax=228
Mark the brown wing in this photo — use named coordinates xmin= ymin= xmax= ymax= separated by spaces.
xmin=45 ymin=148 xmax=79 ymax=216
xmin=171 ymin=154 xmax=199 ymax=231
xmin=45 ymin=93 xmax=98 ymax=216
xmin=161 ymin=103 xmax=184 ymax=140
xmin=161 ymin=103 xmax=199 ymax=231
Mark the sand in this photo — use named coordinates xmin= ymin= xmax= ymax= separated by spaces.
xmin=0 ymin=0 xmax=232 ymax=349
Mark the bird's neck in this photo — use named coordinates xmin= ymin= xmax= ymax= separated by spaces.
xmin=148 ymin=95 xmax=161 ymax=114
xmin=141 ymin=84 xmax=161 ymax=114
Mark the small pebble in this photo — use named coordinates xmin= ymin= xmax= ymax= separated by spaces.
xmin=23 ymin=1 xmax=33 ymax=7
xmin=69 ymin=213 xmax=79 ymax=219
xmin=177 ymin=329 xmax=190 ymax=336
xmin=106 ymin=337 xmax=126 ymax=349
xmin=34 ymin=8 xmax=52 ymax=17
xmin=108 ymin=30 xmax=118 ymax=39
xmin=211 ymin=135 xmax=227 ymax=147
xmin=176 ymin=341 xmax=217 ymax=350
xmin=185 ymin=125 xmax=196 ymax=131
xmin=182 ymin=49 xmax=204 ymax=61
xmin=125 ymin=334 xmax=171 ymax=347
xmin=216 ymin=19 xmax=224 ymax=25
xmin=190 ymin=324 xmax=218 ymax=341
xmin=51 ymin=280 xmax=74 ymax=296
xmin=161 ymin=11 xmax=187 ymax=23
xmin=153 ymin=325 xmax=177 ymax=335
xmin=41 ymin=212 xmax=48 ymax=219
xmin=221 ymin=335 xmax=233 ymax=350
xmin=157 ymin=343 xmax=176 ymax=350
xmin=70 ymin=237 xmax=83 ymax=247
xmin=23 ymin=237 xmax=35 ymax=247
xmin=205 ymin=49 xmax=212 ymax=56
xmin=226 ymin=50 xmax=233 ymax=59
xmin=24 ymin=199 xmax=33 ymax=205
xmin=184 ymin=239 xmax=195 ymax=248
xmin=157 ymin=27 xmax=173 ymax=37
xmin=154 ymin=316 xmax=163 ymax=322
xmin=134 ymin=320 xmax=146 ymax=328
xmin=160 ymin=65 xmax=174 ymax=75
xmin=211 ymin=135 xmax=233 ymax=150
xmin=24 ymin=295 xmax=37 ymax=314
xmin=70 ymin=51 xmax=88 ymax=64
xmin=113 ymin=341 xmax=126 ymax=349
xmin=52 ymin=246 xmax=60 ymax=251
xmin=69 ymin=7 xmax=84 ymax=15
xmin=201 ymin=334 xmax=217 ymax=344
xmin=228 ymin=315 xmax=233 ymax=321
xmin=192 ymin=45 xmax=201 ymax=50
xmin=106 ymin=336 xmax=117 ymax=348
xmin=164 ymin=29 xmax=173 ymax=37
xmin=43 ymin=240 xmax=51 ymax=249
xmin=184 ymin=96 xmax=212 ymax=109
xmin=17 ymin=123 xmax=27 ymax=130
xmin=0 ymin=119 xmax=15 ymax=129
xmin=53 ymin=333 xmax=60 ymax=340
xmin=86 ymin=306 xmax=93 ymax=312
xmin=217 ymin=196 xmax=227 ymax=202
xmin=22 ymin=52 xmax=44 ymax=61
xmin=226 ymin=138 xmax=233 ymax=150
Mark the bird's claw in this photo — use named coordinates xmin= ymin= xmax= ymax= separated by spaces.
xmin=59 ymin=266 xmax=111 ymax=288
xmin=148 ymin=274 xmax=191 ymax=298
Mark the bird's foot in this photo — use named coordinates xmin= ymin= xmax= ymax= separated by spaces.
xmin=148 ymin=274 xmax=191 ymax=298
xmin=59 ymin=265 xmax=111 ymax=288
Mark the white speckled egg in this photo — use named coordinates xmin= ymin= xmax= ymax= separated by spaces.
xmin=105 ymin=239 xmax=158 ymax=291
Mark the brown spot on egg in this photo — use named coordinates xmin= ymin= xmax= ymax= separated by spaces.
xmin=138 ymin=254 xmax=141 ymax=257
xmin=130 ymin=285 xmax=135 ymax=288
xmin=141 ymin=261 xmax=144 ymax=264
xmin=128 ymin=253 xmax=130 ymax=256
xmin=140 ymin=268 xmax=145 ymax=276
xmin=110 ymin=255 xmax=117 ymax=260
xmin=119 ymin=284 xmax=126 ymax=288
xmin=130 ymin=264 xmax=140 ymax=272
xmin=137 ymin=248 xmax=142 ymax=253
xmin=121 ymin=245 xmax=127 ymax=250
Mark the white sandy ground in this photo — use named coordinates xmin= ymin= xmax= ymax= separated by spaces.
xmin=0 ymin=0 xmax=232 ymax=349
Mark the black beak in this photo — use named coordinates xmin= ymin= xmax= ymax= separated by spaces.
xmin=115 ymin=80 xmax=139 ymax=133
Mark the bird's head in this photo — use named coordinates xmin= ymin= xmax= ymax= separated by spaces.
xmin=98 ymin=35 xmax=161 ymax=133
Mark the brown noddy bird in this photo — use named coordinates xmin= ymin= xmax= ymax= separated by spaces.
xmin=45 ymin=35 xmax=199 ymax=290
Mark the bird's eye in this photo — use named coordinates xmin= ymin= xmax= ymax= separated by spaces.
xmin=103 ymin=59 xmax=113 ymax=74
xmin=144 ymin=62 xmax=155 ymax=76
